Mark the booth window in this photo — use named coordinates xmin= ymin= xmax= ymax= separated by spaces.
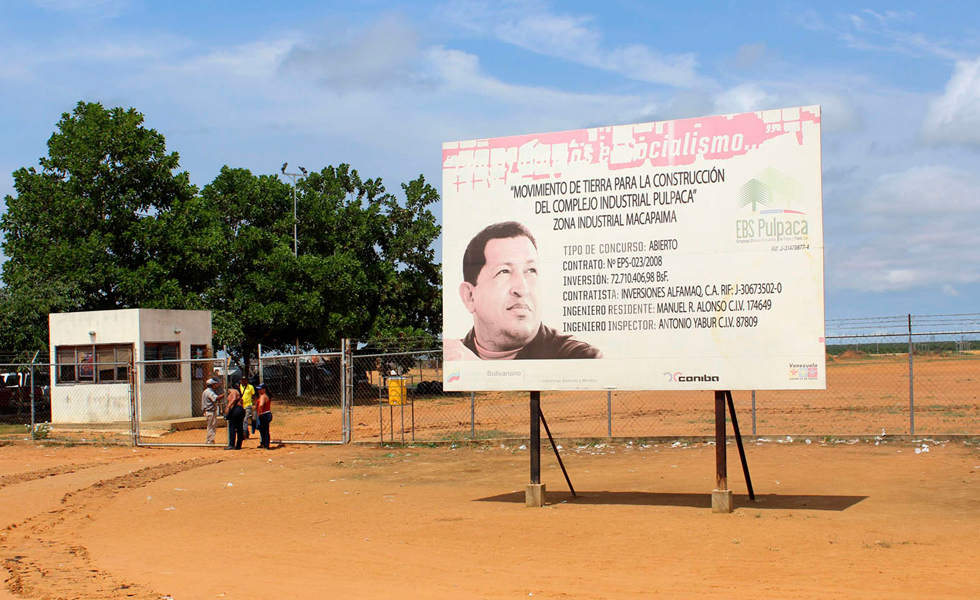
xmin=144 ymin=342 xmax=180 ymax=382
xmin=56 ymin=344 xmax=133 ymax=384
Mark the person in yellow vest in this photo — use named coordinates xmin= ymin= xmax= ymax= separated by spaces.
xmin=238 ymin=375 xmax=256 ymax=439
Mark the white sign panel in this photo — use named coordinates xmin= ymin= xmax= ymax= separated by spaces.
xmin=442 ymin=106 xmax=825 ymax=392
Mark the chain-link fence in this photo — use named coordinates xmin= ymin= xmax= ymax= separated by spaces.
xmin=350 ymin=314 xmax=980 ymax=442
xmin=253 ymin=352 xmax=346 ymax=444
xmin=1 ymin=314 xmax=977 ymax=445
xmin=0 ymin=360 xmax=139 ymax=444
xmin=0 ymin=361 xmax=52 ymax=441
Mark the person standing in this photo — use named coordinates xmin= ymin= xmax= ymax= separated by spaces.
xmin=238 ymin=376 xmax=256 ymax=439
xmin=202 ymin=378 xmax=225 ymax=444
xmin=255 ymin=383 xmax=273 ymax=449
xmin=224 ymin=388 xmax=245 ymax=450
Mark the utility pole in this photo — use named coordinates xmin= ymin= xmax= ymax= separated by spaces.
xmin=281 ymin=162 xmax=307 ymax=396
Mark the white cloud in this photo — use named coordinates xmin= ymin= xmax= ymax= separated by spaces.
xmin=922 ymin=57 xmax=980 ymax=144
xmin=0 ymin=61 xmax=35 ymax=83
xmin=31 ymin=0 xmax=129 ymax=18
xmin=712 ymin=84 xmax=778 ymax=115
xmin=172 ymin=39 xmax=293 ymax=81
xmin=280 ymin=14 xmax=432 ymax=92
xmin=830 ymin=165 xmax=980 ymax=293
xmin=426 ymin=46 xmax=634 ymax=111
xmin=0 ymin=33 xmax=191 ymax=84
xmin=703 ymin=83 xmax=862 ymax=132
xmin=831 ymin=9 xmax=963 ymax=61
xmin=860 ymin=166 xmax=980 ymax=213
xmin=732 ymin=43 xmax=772 ymax=70
xmin=442 ymin=0 xmax=704 ymax=88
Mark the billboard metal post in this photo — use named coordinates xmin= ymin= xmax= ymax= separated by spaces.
xmin=712 ymin=390 xmax=733 ymax=513
xmin=526 ymin=391 xmax=545 ymax=507
xmin=470 ymin=391 xmax=475 ymax=439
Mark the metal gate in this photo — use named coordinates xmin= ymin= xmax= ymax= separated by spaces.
xmin=133 ymin=351 xmax=350 ymax=447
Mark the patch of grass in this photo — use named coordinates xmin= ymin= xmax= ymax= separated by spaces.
xmin=0 ymin=423 xmax=26 ymax=436
xmin=442 ymin=429 xmax=517 ymax=442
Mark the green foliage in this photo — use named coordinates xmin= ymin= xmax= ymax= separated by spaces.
xmin=0 ymin=100 xmax=443 ymax=362
xmin=0 ymin=277 xmax=84 ymax=354
xmin=200 ymin=164 xmax=442 ymax=368
xmin=0 ymin=101 xmax=198 ymax=349
xmin=29 ymin=422 xmax=51 ymax=440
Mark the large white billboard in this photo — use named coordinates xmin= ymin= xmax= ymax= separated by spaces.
xmin=442 ymin=106 xmax=825 ymax=392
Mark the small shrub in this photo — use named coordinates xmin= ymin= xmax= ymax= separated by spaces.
xmin=28 ymin=422 xmax=51 ymax=440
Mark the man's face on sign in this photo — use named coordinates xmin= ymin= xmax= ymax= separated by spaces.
xmin=459 ymin=236 xmax=540 ymax=351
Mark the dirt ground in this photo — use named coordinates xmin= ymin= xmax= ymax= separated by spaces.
xmin=2 ymin=438 xmax=978 ymax=599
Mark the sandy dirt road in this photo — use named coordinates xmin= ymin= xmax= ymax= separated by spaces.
xmin=1 ymin=439 xmax=979 ymax=599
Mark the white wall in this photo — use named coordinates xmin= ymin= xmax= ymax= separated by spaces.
xmin=49 ymin=309 xmax=139 ymax=424
xmin=138 ymin=310 xmax=212 ymax=421
xmin=49 ymin=309 xmax=212 ymax=423
xmin=51 ymin=383 xmax=132 ymax=422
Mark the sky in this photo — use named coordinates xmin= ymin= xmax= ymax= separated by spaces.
xmin=1 ymin=0 xmax=979 ymax=322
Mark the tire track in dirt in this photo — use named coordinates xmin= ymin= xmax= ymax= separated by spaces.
xmin=1 ymin=456 xmax=223 ymax=599
xmin=0 ymin=463 xmax=106 ymax=491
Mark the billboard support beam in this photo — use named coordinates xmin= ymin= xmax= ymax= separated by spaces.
xmin=725 ymin=390 xmax=755 ymax=501
xmin=540 ymin=408 xmax=576 ymax=498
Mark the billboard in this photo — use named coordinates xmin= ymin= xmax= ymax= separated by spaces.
xmin=442 ymin=106 xmax=825 ymax=392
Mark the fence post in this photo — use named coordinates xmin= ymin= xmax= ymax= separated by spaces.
xmin=258 ymin=344 xmax=263 ymax=384
xmin=342 ymin=338 xmax=353 ymax=444
xmin=470 ymin=391 xmax=475 ymax=439
xmin=30 ymin=351 xmax=38 ymax=440
xmin=606 ymin=390 xmax=612 ymax=437
xmin=129 ymin=359 xmax=138 ymax=446
xmin=223 ymin=355 xmax=230 ymax=401
xmin=296 ymin=337 xmax=302 ymax=398
xmin=751 ymin=390 xmax=756 ymax=436
xmin=340 ymin=339 xmax=347 ymax=443
xmin=908 ymin=314 xmax=915 ymax=436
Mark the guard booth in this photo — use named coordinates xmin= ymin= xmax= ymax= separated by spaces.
xmin=49 ymin=309 xmax=213 ymax=424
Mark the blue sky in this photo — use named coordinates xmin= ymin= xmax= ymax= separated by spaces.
xmin=2 ymin=0 xmax=979 ymax=320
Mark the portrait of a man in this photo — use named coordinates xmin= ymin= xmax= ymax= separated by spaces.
xmin=444 ymin=221 xmax=602 ymax=360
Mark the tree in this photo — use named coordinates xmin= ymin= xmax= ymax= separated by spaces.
xmin=0 ymin=278 xmax=85 ymax=358
xmin=199 ymin=164 xmax=442 ymax=372
xmin=0 ymin=101 xmax=199 ymax=351
xmin=0 ymin=101 xmax=443 ymax=363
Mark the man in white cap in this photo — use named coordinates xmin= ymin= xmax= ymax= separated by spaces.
xmin=202 ymin=378 xmax=225 ymax=444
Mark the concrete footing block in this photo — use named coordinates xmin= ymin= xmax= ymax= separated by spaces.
xmin=525 ymin=483 xmax=546 ymax=507
xmin=712 ymin=489 xmax=734 ymax=513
